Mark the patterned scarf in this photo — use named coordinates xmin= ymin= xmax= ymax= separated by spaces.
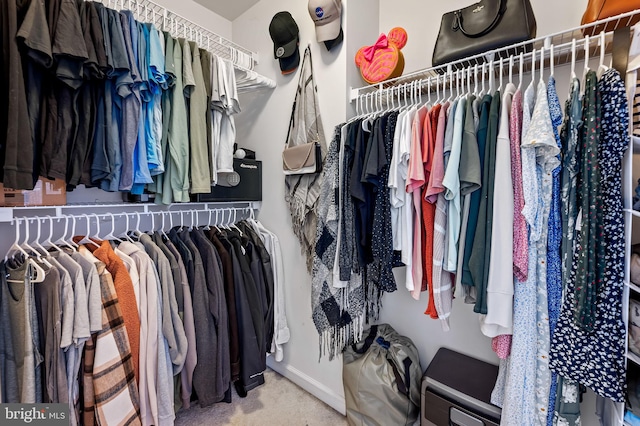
xmin=312 ymin=127 xmax=364 ymax=360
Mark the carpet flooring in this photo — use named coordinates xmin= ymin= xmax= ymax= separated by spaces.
xmin=175 ymin=368 xmax=347 ymax=425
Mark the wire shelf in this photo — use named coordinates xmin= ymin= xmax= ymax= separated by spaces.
xmin=350 ymin=9 xmax=640 ymax=102
xmin=96 ymin=0 xmax=275 ymax=91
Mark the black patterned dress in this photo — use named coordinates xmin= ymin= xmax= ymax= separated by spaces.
xmin=549 ymin=69 xmax=629 ymax=403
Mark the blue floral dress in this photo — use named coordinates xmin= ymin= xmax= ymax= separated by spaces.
xmin=549 ymin=69 xmax=628 ymax=403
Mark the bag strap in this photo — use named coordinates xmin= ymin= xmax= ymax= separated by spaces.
xmin=386 ymin=356 xmax=413 ymax=398
xmin=352 ymin=325 xmax=378 ymax=354
xmin=453 ymin=0 xmax=507 ymax=38
xmin=612 ymin=26 xmax=630 ymax=77
xmin=284 ymin=46 xmax=320 ymax=148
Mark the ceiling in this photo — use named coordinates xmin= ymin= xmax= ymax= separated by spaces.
xmin=195 ymin=0 xmax=261 ymax=21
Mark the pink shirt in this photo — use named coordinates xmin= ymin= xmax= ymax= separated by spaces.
xmin=510 ymin=91 xmax=528 ymax=282
xmin=407 ymin=107 xmax=428 ymax=299
xmin=425 ymin=102 xmax=450 ymax=202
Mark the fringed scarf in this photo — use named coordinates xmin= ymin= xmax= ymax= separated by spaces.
xmin=312 ymin=126 xmax=365 ymax=360
xmin=284 ymin=47 xmax=327 ymax=272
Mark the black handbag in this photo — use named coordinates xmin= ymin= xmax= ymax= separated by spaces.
xmin=432 ymin=0 xmax=536 ymax=68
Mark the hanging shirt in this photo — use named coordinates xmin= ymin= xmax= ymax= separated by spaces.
xmin=442 ymin=97 xmax=466 ymax=273
xmin=189 ymin=42 xmax=211 ymax=194
xmin=425 ymin=102 xmax=449 ymax=320
xmin=500 ymin=80 xmax=538 ymax=426
xmin=390 ymin=107 xmax=417 ymax=290
xmin=78 ymin=247 xmax=141 ymax=426
xmin=481 ymin=83 xmax=515 ymax=339
xmin=469 ymin=91 xmax=501 ymax=316
xmin=407 ymin=106 xmax=428 ymax=297
xmin=421 ymin=105 xmax=440 ymax=299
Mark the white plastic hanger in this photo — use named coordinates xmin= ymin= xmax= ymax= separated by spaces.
xmin=5 ymin=218 xmax=30 ymax=261
xmin=518 ymin=51 xmax=524 ymax=90
xmin=77 ymin=214 xmax=100 ymax=247
xmin=539 ymin=47 xmax=545 ymax=84
xmin=508 ymin=55 xmax=514 ymax=85
xmin=480 ymin=62 xmax=487 ymax=97
xmin=530 ymin=48 xmax=537 ymax=88
xmin=570 ymin=38 xmax=577 ymax=80
xmin=21 ymin=219 xmax=46 ymax=264
xmin=6 ymin=219 xmax=46 ymax=284
xmin=103 ymin=213 xmax=117 ymax=241
xmin=549 ymin=44 xmax=555 ymax=78
xmin=231 ymin=209 xmax=243 ymax=236
xmin=42 ymin=216 xmax=63 ymax=253
xmin=160 ymin=212 xmax=170 ymax=238
xmin=447 ymin=68 xmax=455 ymax=102
xmin=597 ymin=31 xmax=609 ymax=78
xmin=473 ymin=64 xmax=479 ymax=96
xmin=120 ymin=214 xmax=136 ymax=242
xmin=32 ymin=218 xmax=53 ymax=267
xmin=488 ymin=60 xmax=495 ymax=94
xmin=19 ymin=219 xmax=48 ymax=282
xmin=498 ymin=58 xmax=504 ymax=92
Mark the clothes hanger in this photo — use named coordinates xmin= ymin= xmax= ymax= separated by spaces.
xmin=5 ymin=218 xmax=30 ymax=261
xmin=518 ymin=51 xmax=524 ymax=90
xmin=160 ymin=212 xmax=170 ymax=238
xmin=549 ymin=45 xmax=555 ymax=79
xmin=102 ymin=213 xmax=117 ymax=241
xmin=583 ymin=35 xmax=591 ymax=77
xmin=230 ymin=209 xmax=244 ymax=236
xmin=120 ymin=213 xmax=136 ymax=243
xmin=7 ymin=219 xmax=46 ymax=283
xmin=539 ymin=47 xmax=545 ymax=84
xmin=426 ymin=77 xmax=432 ymax=106
xmin=32 ymin=218 xmax=54 ymax=267
xmin=497 ymin=58 xmax=504 ymax=92
xmin=77 ymin=214 xmax=101 ymax=247
xmin=20 ymin=218 xmax=51 ymax=278
xmin=530 ymin=48 xmax=537 ymax=88
xmin=509 ymin=55 xmax=514 ymax=85
xmin=570 ymin=38 xmax=577 ymax=80
xmin=66 ymin=215 xmax=80 ymax=249
xmin=213 ymin=210 xmax=222 ymax=233
xmin=479 ymin=62 xmax=486 ymax=97
xmin=473 ymin=64 xmax=479 ymax=96
xmin=488 ymin=60 xmax=495 ymax=94
xmin=597 ymin=31 xmax=608 ymax=78
xmin=21 ymin=219 xmax=45 ymax=262
xmin=52 ymin=216 xmax=71 ymax=251
xmin=43 ymin=216 xmax=64 ymax=253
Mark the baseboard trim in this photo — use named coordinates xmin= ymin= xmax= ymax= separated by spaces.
xmin=266 ymin=359 xmax=346 ymax=415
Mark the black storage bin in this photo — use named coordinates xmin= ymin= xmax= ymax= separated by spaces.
xmin=421 ymin=348 xmax=501 ymax=426
xmin=193 ymin=158 xmax=262 ymax=202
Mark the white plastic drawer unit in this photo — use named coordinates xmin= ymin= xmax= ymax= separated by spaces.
xmin=421 ymin=348 xmax=501 ymax=426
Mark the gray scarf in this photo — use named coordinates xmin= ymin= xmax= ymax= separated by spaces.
xmin=284 ymin=47 xmax=327 ymax=272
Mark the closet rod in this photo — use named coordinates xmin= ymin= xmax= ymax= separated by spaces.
xmin=10 ymin=207 xmax=255 ymax=237
xmin=353 ymin=32 xmax=604 ymax=111
xmin=0 ymin=201 xmax=260 ymax=223
xmin=349 ymin=8 xmax=640 ymax=102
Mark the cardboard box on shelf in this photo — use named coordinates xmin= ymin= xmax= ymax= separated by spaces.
xmin=0 ymin=177 xmax=67 ymax=207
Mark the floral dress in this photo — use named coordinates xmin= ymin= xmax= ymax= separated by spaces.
xmin=549 ymin=69 xmax=628 ymax=404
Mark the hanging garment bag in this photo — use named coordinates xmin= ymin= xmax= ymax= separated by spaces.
xmin=343 ymin=324 xmax=422 ymax=426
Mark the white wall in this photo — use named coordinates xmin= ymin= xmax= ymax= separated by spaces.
xmin=232 ymin=0 xmax=352 ymax=414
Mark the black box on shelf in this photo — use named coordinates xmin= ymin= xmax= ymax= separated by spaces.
xmin=193 ymin=158 xmax=262 ymax=202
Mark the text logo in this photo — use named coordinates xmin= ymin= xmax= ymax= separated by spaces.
xmin=240 ymin=163 xmax=258 ymax=169
xmin=0 ymin=404 xmax=68 ymax=425
xmin=473 ymin=5 xmax=485 ymax=12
